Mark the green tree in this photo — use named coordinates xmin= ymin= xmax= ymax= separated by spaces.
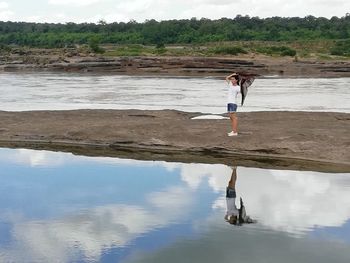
xmin=88 ymin=37 xmax=104 ymax=53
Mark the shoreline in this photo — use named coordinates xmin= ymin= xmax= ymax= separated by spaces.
xmin=0 ymin=139 xmax=348 ymax=173
xmin=0 ymin=109 xmax=349 ymax=172
xmin=1 ymin=54 xmax=350 ymax=78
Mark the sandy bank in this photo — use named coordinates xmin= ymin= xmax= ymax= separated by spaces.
xmin=0 ymin=110 xmax=349 ymax=172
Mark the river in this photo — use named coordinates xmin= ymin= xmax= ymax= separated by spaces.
xmin=1 ymin=72 xmax=349 ymax=113
xmin=1 ymin=148 xmax=350 ymax=263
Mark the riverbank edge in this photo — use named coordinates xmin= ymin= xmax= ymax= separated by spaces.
xmin=1 ymin=55 xmax=350 ymax=78
xmin=0 ymin=109 xmax=349 ymax=172
xmin=0 ymin=139 xmax=349 ymax=173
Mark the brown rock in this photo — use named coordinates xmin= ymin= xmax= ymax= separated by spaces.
xmin=0 ymin=110 xmax=349 ymax=172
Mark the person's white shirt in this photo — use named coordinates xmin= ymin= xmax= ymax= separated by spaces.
xmin=227 ymin=83 xmax=240 ymax=104
xmin=226 ymin=197 xmax=239 ymax=217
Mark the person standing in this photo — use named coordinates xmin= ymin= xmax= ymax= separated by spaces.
xmin=225 ymin=72 xmax=255 ymax=136
xmin=225 ymin=73 xmax=240 ymax=136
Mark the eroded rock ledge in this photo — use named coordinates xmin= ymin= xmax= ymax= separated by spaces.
xmin=1 ymin=55 xmax=350 ymax=77
xmin=0 ymin=110 xmax=349 ymax=172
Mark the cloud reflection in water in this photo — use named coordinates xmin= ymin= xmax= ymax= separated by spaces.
xmin=0 ymin=148 xmax=350 ymax=262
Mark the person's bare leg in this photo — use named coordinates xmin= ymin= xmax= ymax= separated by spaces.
xmin=230 ymin=113 xmax=238 ymax=133
xmin=233 ymin=113 xmax=238 ymax=133
xmin=228 ymin=167 xmax=237 ymax=189
xmin=229 ymin=113 xmax=234 ymax=132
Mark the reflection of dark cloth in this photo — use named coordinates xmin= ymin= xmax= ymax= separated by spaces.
xmin=226 ymin=187 xmax=236 ymax=198
xmin=238 ymin=198 xmax=256 ymax=224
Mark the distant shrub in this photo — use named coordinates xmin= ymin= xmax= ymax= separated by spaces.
xmin=88 ymin=37 xmax=105 ymax=53
xmin=210 ymin=46 xmax=248 ymax=55
xmin=281 ymin=48 xmax=297 ymax=56
xmin=330 ymin=39 xmax=350 ymax=56
xmin=256 ymin=46 xmax=296 ymax=56
xmin=105 ymin=45 xmax=147 ymax=56
xmin=155 ymin=47 xmax=166 ymax=54
xmin=0 ymin=44 xmax=11 ymax=53
xmin=154 ymin=42 xmax=166 ymax=54
xmin=156 ymin=42 xmax=165 ymax=49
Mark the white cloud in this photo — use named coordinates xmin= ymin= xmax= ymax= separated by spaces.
xmin=107 ymin=0 xmax=350 ymax=22
xmin=0 ymin=148 xmax=68 ymax=167
xmin=147 ymin=186 xmax=194 ymax=211
xmin=0 ymin=185 xmax=194 ymax=262
xmin=2 ymin=0 xmax=350 ymax=23
xmin=0 ymin=1 xmax=9 ymax=9
xmin=48 ymin=0 xmax=103 ymax=7
xmin=179 ymin=163 xmax=231 ymax=191
xmin=0 ymin=10 xmax=13 ymax=20
xmin=210 ymin=167 xmax=350 ymax=235
xmin=0 ymin=1 xmax=13 ymax=20
xmin=4 ymin=148 xmax=350 ymax=237
xmin=114 ymin=0 xmax=154 ymax=14
xmin=2 ymin=148 xmax=350 ymax=261
xmin=145 ymin=161 xmax=350 ymax=236
xmin=0 ymin=148 xmax=166 ymax=168
xmin=23 ymin=13 xmax=68 ymax=23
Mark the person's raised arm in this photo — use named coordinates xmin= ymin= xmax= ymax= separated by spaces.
xmin=225 ymin=72 xmax=238 ymax=83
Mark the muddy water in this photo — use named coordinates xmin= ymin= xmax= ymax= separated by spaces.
xmin=1 ymin=72 xmax=349 ymax=113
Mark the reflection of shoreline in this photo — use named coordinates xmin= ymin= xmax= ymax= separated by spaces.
xmin=0 ymin=141 xmax=348 ymax=173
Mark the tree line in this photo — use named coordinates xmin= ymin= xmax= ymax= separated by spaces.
xmin=0 ymin=14 xmax=350 ymax=48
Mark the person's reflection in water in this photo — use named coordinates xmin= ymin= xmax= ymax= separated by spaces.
xmin=225 ymin=166 xmax=256 ymax=226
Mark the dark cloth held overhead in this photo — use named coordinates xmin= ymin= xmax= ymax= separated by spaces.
xmin=238 ymin=76 xmax=255 ymax=106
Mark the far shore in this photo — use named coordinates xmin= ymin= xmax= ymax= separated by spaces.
xmin=0 ymin=110 xmax=349 ymax=172
xmin=1 ymin=50 xmax=350 ymax=78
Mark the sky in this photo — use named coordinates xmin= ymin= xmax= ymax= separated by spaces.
xmin=0 ymin=0 xmax=349 ymax=24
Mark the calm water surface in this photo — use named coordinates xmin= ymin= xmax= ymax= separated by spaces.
xmin=1 ymin=148 xmax=350 ymax=262
xmin=1 ymin=72 xmax=349 ymax=113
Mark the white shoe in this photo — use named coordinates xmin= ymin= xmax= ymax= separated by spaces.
xmin=227 ymin=131 xmax=238 ymax=136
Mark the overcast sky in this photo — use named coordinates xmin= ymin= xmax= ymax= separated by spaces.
xmin=0 ymin=0 xmax=349 ymax=24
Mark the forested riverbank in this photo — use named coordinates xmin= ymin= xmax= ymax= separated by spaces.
xmin=1 ymin=15 xmax=350 ymax=58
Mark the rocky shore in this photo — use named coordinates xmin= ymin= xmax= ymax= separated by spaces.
xmin=1 ymin=49 xmax=350 ymax=77
xmin=0 ymin=110 xmax=349 ymax=172
xmin=1 ymin=50 xmax=349 ymax=170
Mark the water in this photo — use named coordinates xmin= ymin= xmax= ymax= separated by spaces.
xmin=1 ymin=72 xmax=349 ymax=113
xmin=1 ymin=148 xmax=350 ymax=263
